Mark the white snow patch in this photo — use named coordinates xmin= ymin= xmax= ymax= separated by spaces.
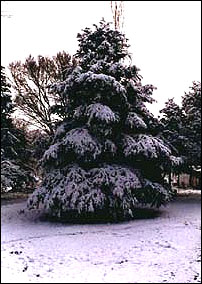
xmin=1 ymin=194 xmax=201 ymax=283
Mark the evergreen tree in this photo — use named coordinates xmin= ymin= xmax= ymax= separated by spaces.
xmin=160 ymin=98 xmax=186 ymax=162
xmin=27 ymin=19 xmax=177 ymax=221
xmin=160 ymin=82 xmax=201 ymax=175
xmin=1 ymin=66 xmax=34 ymax=192
xmin=1 ymin=67 xmax=12 ymax=129
xmin=1 ymin=66 xmax=15 ymax=161
xmin=181 ymin=81 xmax=201 ymax=168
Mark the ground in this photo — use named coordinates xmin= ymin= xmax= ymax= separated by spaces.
xmin=1 ymin=189 xmax=201 ymax=283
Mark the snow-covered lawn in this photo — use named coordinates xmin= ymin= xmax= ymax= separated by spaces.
xmin=1 ymin=191 xmax=201 ymax=283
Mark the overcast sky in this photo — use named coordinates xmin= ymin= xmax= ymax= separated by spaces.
xmin=1 ymin=1 xmax=201 ymax=116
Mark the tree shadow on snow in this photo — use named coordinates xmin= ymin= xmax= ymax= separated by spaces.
xmin=35 ymin=207 xmax=163 ymax=225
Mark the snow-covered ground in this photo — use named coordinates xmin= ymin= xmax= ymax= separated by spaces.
xmin=1 ymin=192 xmax=201 ymax=283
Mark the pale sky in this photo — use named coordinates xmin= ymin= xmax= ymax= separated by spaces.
xmin=1 ymin=1 xmax=201 ymax=116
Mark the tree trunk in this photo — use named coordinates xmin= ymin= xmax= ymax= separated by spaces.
xmin=177 ymin=173 xmax=180 ymax=187
xmin=168 ymin=171 xmax=172 ymax=188
xmin=189 ymin=168 xmax=193 ymax=188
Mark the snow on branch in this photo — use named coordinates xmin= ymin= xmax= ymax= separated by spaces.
xmin=126 ymin=80 xmax=156 ymax=104
xmin=125 ymin=112 xmax=147 ymax=130
xmin=85 ymin=103 xmax=119 ymax=124
xmin=141 ymin=179 xmax=170 ymax=207
xmin=73 ymin=103 xmax=120 ymax=129
xmin=42 ymin=142 xmax=62 ymax=166
xmin=62 ymin=128 xmax=102 ymax=160
xmin=123 ymin=134 xmax=171 ymax=159
xmin=27 ymin=164 xmax=143 ymax=218
xmin=54 ymin=70 xmax=128 ymax=108
xmin=54 ymin=122 xmax=67 ymax=140
xmin=170 ymin=155 xmax=184 ymax=167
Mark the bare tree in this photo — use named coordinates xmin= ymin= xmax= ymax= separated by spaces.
xmin=110 ymin=1 xmax=124 ymax=30
xmin=9 ymin=51 xmax=77 ymax=135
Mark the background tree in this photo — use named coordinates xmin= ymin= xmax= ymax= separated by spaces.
xmin=1 ymin=66 xmax=35 ymax=192
xmin=181 ymin=81 xmax=201 ymax=169
xmin=1 ymin=66 xmax=14 ymax=160
xmin=9 ymin=51 xmax=77 ymax=135
xmin=26 ymin=128 xmax=52 ymax=181
xmin=160 ymin=81 xmax=201 ymax=186
xmin=110 ymin=1 xmax=124 ymax=31
xmin=159 ymin=98 xmax=186 ymax=159
xmin=159 ymin=98 xmax=186 ymax=185
xmin=27 ymin=19 xmax=178 ymax=222
xmin=11 ymin=119 xmax=51 ymax=180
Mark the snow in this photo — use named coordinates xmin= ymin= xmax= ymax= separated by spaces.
xmin=1 ymin=192 xmax=201 ymax=283
xmin=122 ymin=134 xmax=171 ymax=159
xmin=85 ymin=103 xmax=119 ymax=124
xmin=55 ymin=69 xmax=128 ymax=109
xmin=62 ymin=128 xmax=102 ymax=160
xmin=73 ymin=103 xmax=119 ymax=125
xmin=125 ymin=112 xmax=147 ymax=130
xmin=42 ymin=142 xmax=61 ymax=162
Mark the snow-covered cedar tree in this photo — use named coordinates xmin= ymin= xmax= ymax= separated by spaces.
xmin=1 ymin=66 xmax=35 ymax=192
xmin=27 ymin=19 xmax=179 ymax=222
